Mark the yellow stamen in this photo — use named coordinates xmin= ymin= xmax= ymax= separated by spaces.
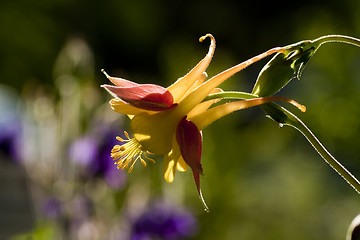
xmin=124 ymin=131 xmax=130 ymax=139
xmin=145 ymin=155 xmax=156 ymax=163
xmin=111 ymin=132 xmax=155 ymax=173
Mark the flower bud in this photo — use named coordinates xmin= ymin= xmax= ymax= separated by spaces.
xmin=252 ymin=41 xmax=320 ymax=97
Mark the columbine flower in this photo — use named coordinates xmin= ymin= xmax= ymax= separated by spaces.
xmin=102 ymin=34 xmax=305 ymax=209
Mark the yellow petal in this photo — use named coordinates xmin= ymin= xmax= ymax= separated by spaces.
xmin=187 ymin=88 xmax=223 ymax=118
xmin=176 ymin=72 xmax=207 ymax=103
xmin=163 ymin=157 xmax=176 ymax=183
xmin=163 ymin=139 xmax=187 ymax=182
xmin=190 ymin=96 xmax=295 ymax=130
xmin=177 ymin=47 xmax=284 ymax=116
xmin=131 ymin=109 xmax=182 ymax=155
xmin=167 ymin=34 xmax=215 ymax=102
xmin=176 ymin=156 xmax=187 ymax=172
xmin=170 ymin=139 xmax=187 ymax=172
xmin=110 ymin=98 xmax=156 ymax=115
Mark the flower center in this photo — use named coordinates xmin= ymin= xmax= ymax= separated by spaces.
xmin=111 ymin=131 xmax=155 ymax=172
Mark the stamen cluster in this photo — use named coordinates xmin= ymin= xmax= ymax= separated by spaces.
xmin=111 ymin=131 xmax=155 ymax=172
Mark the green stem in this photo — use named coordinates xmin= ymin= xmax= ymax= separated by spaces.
xmin=280 ymin=106 xmax=360 ymax=194
xmin=312 ymin=35 xmax=360 ymax=48
xmin=203 ymin=91 xmax=257 ymax=101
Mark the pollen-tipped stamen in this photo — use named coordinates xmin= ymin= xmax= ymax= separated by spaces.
xmin=111 ymin=131 xmax=155 ymax=173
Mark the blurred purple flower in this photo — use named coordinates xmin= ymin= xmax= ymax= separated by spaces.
xmin=0 ymin=86 xmax=22 ymax=162
xmin=71 ymin=194 xmax=93 ymax=221
xmin=131 ymin=203 xmax=197 ymax=240
xmin=69 ymin=194 xmax=94 ymax=238
xmin=68 ymin=125 xmax=127 ymax=189
xmin=96 ymin=127 xmax=127 ymax=189
xmin=43 ymin=197 xmax=62 ymax=219
xmin=69 ymin=136 xmax=99 ymax=168
xmin=0 ymin=119 xmax=22 ymax=162
xmin=104 ymin=164 xmax=127 ymax=190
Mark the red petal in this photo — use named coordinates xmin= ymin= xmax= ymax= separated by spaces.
xmin=101 ymin=69 xmax=139 ymax=87
xmin=192 ymin=169 xmax=201 ymax=194
xmin=102 ymin=84 xmax=176 ymax=111
xmin=176 ymin=116 xmax=203 ymax=175
xmin=176 ymin=117 xmax=209 ymax=210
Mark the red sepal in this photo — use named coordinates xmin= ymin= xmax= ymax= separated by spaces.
xmin=192 ymin=169 xmax=201 ymax=195
xmin=176 ymin=116 xmax=203 ymax=193
xmin=102 ymin=84 xmax=176 ymax=111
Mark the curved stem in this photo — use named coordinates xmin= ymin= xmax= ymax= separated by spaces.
xmin=206 ymin=91 xmax=360 ymax=193
xmin=281 ymin=106 xmax=360 ymax=194
xmin=312 ymin=35 xmax=360 ymax=48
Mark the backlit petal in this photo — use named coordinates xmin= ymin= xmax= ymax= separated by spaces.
xmin=190 ymin=96 xmax=306 ymax=130
xmin=168 ymin=34 xmax=215 ymax=102
xmin=177 ymin=47 xmax=283 ymax=115
xmin=109 ymin=98 xmax=156 ymax=115
xmin=176 ymin=156 xmax=187 ymax=172
xmin=173 ymin=72 xmax=208 ymax=103
xmin=163 ymin=137 xmax=183 ymax=182
xmin=131 ymin=110 xmax=182 ymax=155
xmin=102 ymin=69 xmax=139 ymax=87
xmin=187 ymin=88 xmax=223 ymax=118
xmin=164 ymin=157 xmax=176 ymax=183
xmin=102 ymin=84 xmax=176 ymax=111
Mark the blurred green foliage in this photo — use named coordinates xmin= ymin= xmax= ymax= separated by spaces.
xmin=1 ymin=0 xmax=360 ymax=239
